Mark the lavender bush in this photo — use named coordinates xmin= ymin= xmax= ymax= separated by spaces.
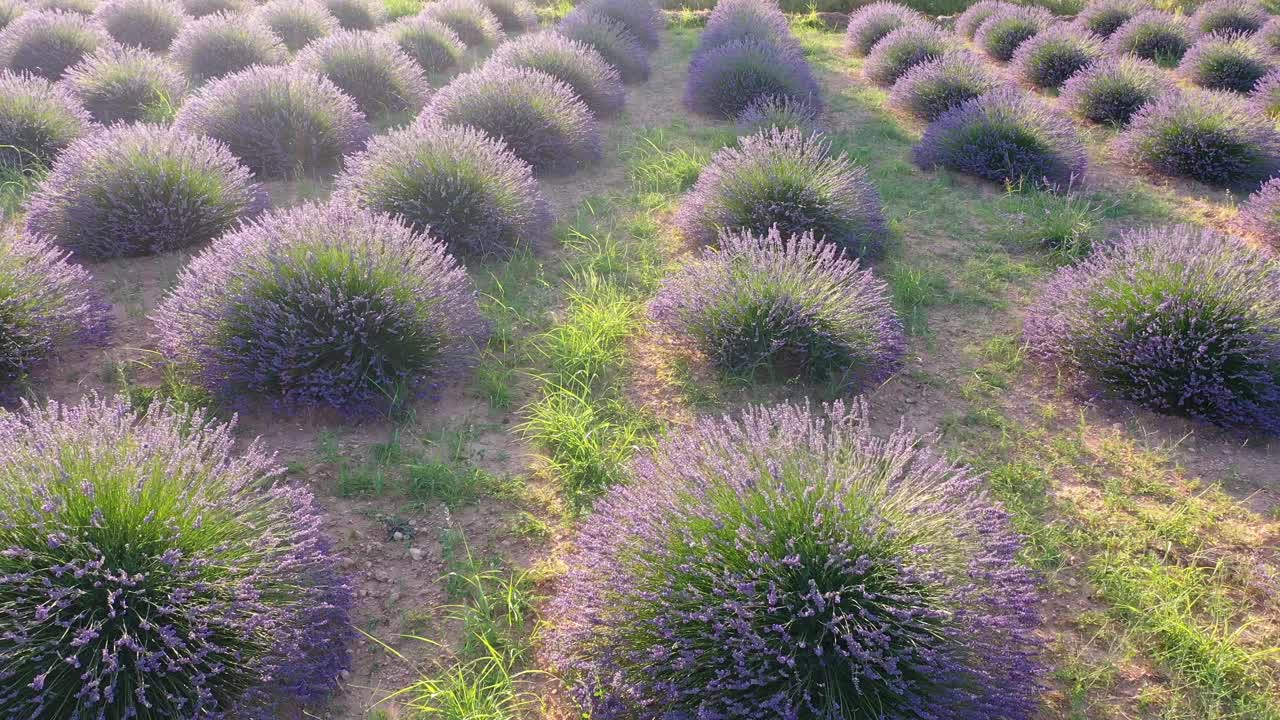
xmin=1190 ymin=0 xmax=1268 ymax=36
xmin=421 ymin=64 xmax=600 ymax=175
xmin=1012 ymin=25 xmax=1104 ymax=90
xmin=0 ymin=0 xmax=24 ymax=31
xmin=34 ymin=0 xmax=99 ymax=15
xmin=254 ymin=0 xmax=338 ymax=53
xmin=63 ymin=47 xmax=188 ymax=124
xmin=154 ymin=203 xmax=486 ymax=412
xmin=1073 ymin=0 xmax=1145 ymax=38
xmin=1178 ymin=32 xmax=1273 ymax=94
xmin=699 ymin=0 xmax=798 ymax=57
xmin=914 ymin=89 xmax=1087 ymax=190
xmin=335 ymin=122 xmax=551 ymax=257
xmin=0 ymin=226 xmax=106 ymax=385
xmin=1107 ymin=11 xmax=1192 ymax=67
xmin=489 ymin=31 xmax=625 ymax=117
xmin=685 ymin=37 xmax=821 ymax=120
xmin=421 ymin=0 xmax=504 ymax=49
xmin=1060 ymin=54 xmax=1171 ymax=126
xmin=547 ymin=399 xmax=1046 ymax=720
xmin=388 ymin=14 xmax=465 ymax=74
xmin=1252 ymin=68 xmax=1280 ymax=119
xmin=558 ymin=8 xmax=648 ymax=83
xmin=0 ymin=10 xmax=114 ymax=80
xmin=1237 ymin=177 xmax=1279 ymax=247
xmin=0 ymin=71 xmax=92 ymax=170
xmin=173 ymin=65 xmax=371 ymax=179
xmin=975 ymin=6 xmax=1056 ymax=62
xmin=1116 ymin=87 xmax=1280 ymax=187
xmin=846 ymin=1 xmax=928 ymax=55
xmin=888 ymin=51 xmax=1003 ymax=122
xmin=736 ymin=93 xmax=821 ymax=134
xmin=651 ymin=228 xmax=904 ymax=385
xmin=295 ymin=30 xmax=430 ymax=118
xmin=321 ymin=0 xmax=385 ymax=31
xmin=477 ymin=0 xmax=537 ymax=34
xmin=169 ymin=11 xmax=286 ymax=83
xmin=955 ymin=0 xmax=1013 ymax=39
xmin=579 ymin=0 xmax=659 ymax=50
xmin=24 ymin=124 xmax=265 ymax=259
xmin=92 ymin=0 xmax=187 ymax=52
xmin=180 ymin=0 xmax=247 ymax=18
xmin=677 ymin=128 xmax=887 ymax=258
xmin=864 ymin=25 xmax=959 ymax=87
xmin=1025 ymin=225 xmax=1280 ymax=433
xmin=1259 ymin=16 xmax=1280 ymax=54
xmin=0 ymin=395 xmax=355 ymax=718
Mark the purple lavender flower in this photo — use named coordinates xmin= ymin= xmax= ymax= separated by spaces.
xmin=864 ymin=25 xmax=959 ymax=87
xmin=254 ymin=0 xmax=338 ymax=53
xmin=153 ymin=202 xmax=487 ymax=412
xmin=91 ymin=0 xmax=188 ymax=52
xmin=955 ymin=0 xmax=1014 ymax=40
xmin=0 ymin=225 xmax=107 ymax=385
xmin=168 ymin=10 xmax=287 ymax=83
xmin=736 ymin=93 xmax=821 ymax=134
xmin=1012 ymin=25 xmax=1104 ymax=91
xmin=0 ymin=0 xmax=25 ymax=31
xmin=1025 ymin=225 xmax=1280 ymax=434
xmin=0 ymin=70 xmax=92 ymax=170
xmin=335 ymin=121 xmax=551 ymax=257
xmin=701 ymin=0 xmax=799 ymax=57
xmin=1190 ymin=0 xmax=1268 ymax=36
xmin=888 ymin=51 xmax=1003 ymax=122
xmin=578 ymin=0 xmax=659 ymax=50
xmin=420 ymin=64 xmax=600 ymax=176
xmin=180 ymin=0 xmax=247 ymax=19
xmin=651 ymin=227 xmax=904 ymax=386
xmin=489 ymin=31 xmax=625 ymax=117
xmin=677 ymin=127 xmax=888 ymax=258
xmin=421 ymin=0 xmax=504 ymax=49
xmin=0 ymin=10 xmax=115 ymax=80
xmin=1237 ymin=177 xmax=1280 ymax=249
xmin=387 ymin=13 xmax=465 ymax=74
xmin=685 ymin=36 xmax=822 ymax=120
xmin=1251 ymin=67 xmax=1280 ymax=119
xmin=321 ymin=0 xmax=385 ymax=31
xmin=546 ymin=399 xmax=1046 ymax=720
xmin=62 ymin=46 xmax=188 ymax=124
xmin=172 ymin=65 xmax=372 ymax=179
xmin=1259 ymin=16 xmax=1280 ymax=54
xmin=477 ymin=0 xmax=539 ymax=34
xmin=1178 ymin=31 xmax=1274 ymax=94
xmin=558 ymin=7 xmax=649 ymax=83
xmin=24 ymin=123 xmax=266 ymax=259
xmin=0 ymin=395 xmax=355 ymax=718
xmin=1060 ymin=54 xmax=1172 ymax=127
xmin=1072 ymin=0 xmax=1145 ymax=38
xmin=32 ymin=0 xmax=98 ymax=16
xmin=294 ymin=30 xmax=430 ymax=118
xmin=1107 ymin=10 xmax=1193 ymax=67
xmin=974 ymin=5 xmax=1056 ymax=62
xmin=846 ymin=1 xmax=929 ymax=55
xmin=1115 ymin=86 xmax=1280 ymax=188
xmin=914 ymin=88 xmax=1087 ymax=190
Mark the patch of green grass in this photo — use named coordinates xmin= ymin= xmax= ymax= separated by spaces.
xmin=383 ymin=0 xmax=424 ymax=19
xmin=0 ymin=163 xmax=41 ymax=215
xmin=999 ymin=184 xmax=1109 ymax=264
xmin=623 ymin=129 xmax=709 ymax=197
xmin=885 ymin=261 xmax=948 ymax=336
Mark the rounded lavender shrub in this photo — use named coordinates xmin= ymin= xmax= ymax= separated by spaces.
xmin=955 ymin=0 xmax=1013 ymax=39
xmin=0 ymin=10 xmax=114 ymax=80
xmin=1060 ymin=54 xmax=1171 ymax=126
xmin=63 ymin=47 xmax=188 ymax=124
xmin=490 ymin=31 xmax=624 ymax=117
xmin=1251 ymin=68 xmax=1280 ymax=119
xmin=557 ymin=7 xmax=648 ymax=83
xmin=0 ymin=395 xmax=355 ymax=718
xmin=336 ymin=122 xmax=550 ymax=257
xmin=652 ymin=228 xmax=904 ymax=385
xmin=1012 ymin=25 xmax=1104 ymax=91
xmin=1190 ymin=0 xmax=1268 ymax=36
xmin=295 ymin=30 xmax=429 ymax=118
xmin=254 ymin=0 xmax=339 ymax=53
xmin=1178 ymin=32 xmax=1273 ymax=94
xmin=888 ymin=51 xmax=1003 ymax=122
xmin=321 ymin=0 xmax=385 ymax=31
xmin=0 ymin=0 xmax=25 ymax=32
xmin=421 ymin=64 xmax=599 ymax=175
xmin=421 ymin=0 xmax=504 ymax=49
xmin=846 ymin=1 xmax=928 ymax=55
xmin=677 ymin=128 xmax=887 ymax=258
xmin=1107 ymin=10 xmax=1192 ymax=66
xmin=0 ymin=226 xmax=106 ymax=384
xmin=685 ymin=37 xmax=822 ymax=120
xmin=699 ymin=0 xmax=798 ymax=57
xmin=154 ymin=202 xmax=486 ymax=411
xmin=1073 ymin=0 xmax=1145 ymax=38
xmin=1025 ymin=225 xmax=1280 ymax=433
xmin=1116 ymin=87 xmax=1280 ymax=187
xmin=736 ymin=93 xmax=821 ymax=133
xmin=477 ymin=0 xmax=537 ymax=34
xmin=914 ymin=89 xmax=1087 ymax=190
xmin=547 ymin=399 xmax=1046 ymax=720
xmin=0 ymin=71 xmax=92 ymax=170
xmin=92 ymin=0 xmax=187 ymax=52
xmin=180 ymin=0 xmax=247 ymax=18
xmin=24 ymin=124 xmax=266 ymax=259
xmin=173 ymin=65 xmax=371 ymax=179
xmin=33 ymin=0 xmax=99 ymax=15
xmin=579 ymin=0 xmax=659 ymax=50
xmin=1259 ymin=16 xmax=1280 ymax=54
xmin=388 ymin=13 xmax=465 ymax=74
xmin=864 ymin=25 xmax=959 ymax=87
xmin=169 ymin=11 xmax=287 ymax=83
xmin=975 ymin=6 xmax=1056 ymax=62
xmin=1237 ymin=177 xmax=1280 ymax=247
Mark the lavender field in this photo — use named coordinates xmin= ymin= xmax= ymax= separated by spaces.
xmin=0 ymin=0 xmax=1278 ymax=718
